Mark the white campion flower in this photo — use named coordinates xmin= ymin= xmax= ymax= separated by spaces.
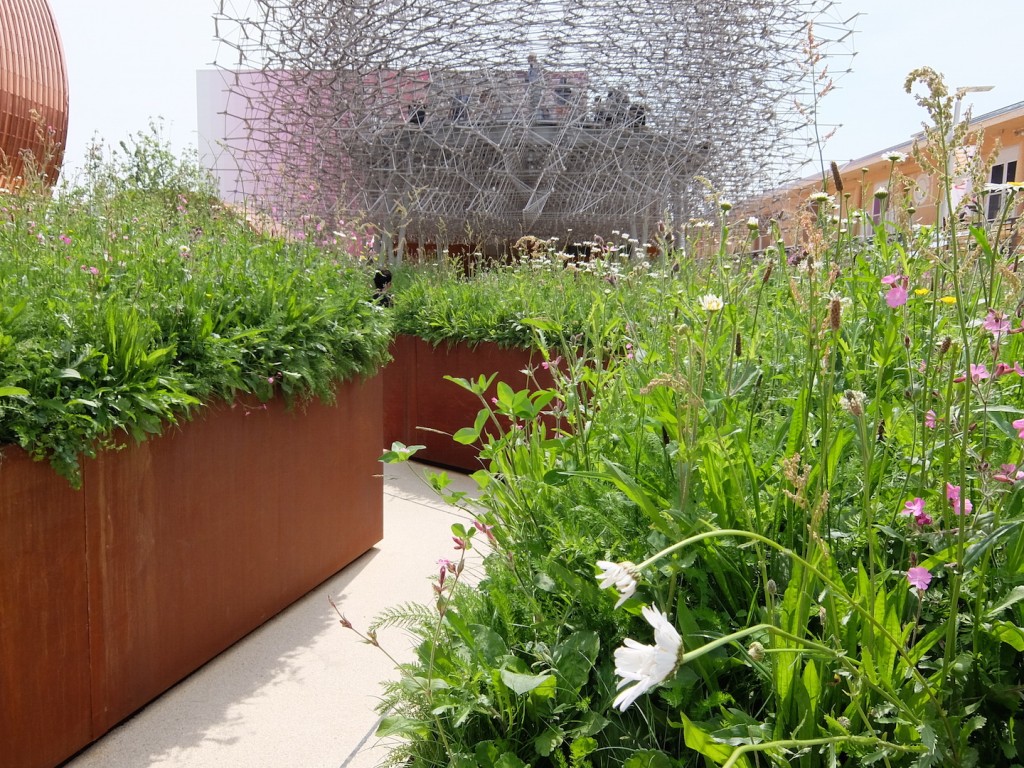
xmin=882 ymin=151 xmax=907 ymax=163
xmin=612 ymin=605 xmax=683 ymax=711
xmin=698 ymin=293 xmax=725 ymax=312
xmin=596 ymin=560 xmax=638 ymax=608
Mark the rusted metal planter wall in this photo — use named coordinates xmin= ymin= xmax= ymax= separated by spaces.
xmin=383 ymin=334 xmax=555 ymax=471
xmin=0 ymin=377 xmax=382 ymax=768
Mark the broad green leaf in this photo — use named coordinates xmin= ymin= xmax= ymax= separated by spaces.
xmin=469 ymin=624 xmax=508 ymax=665
xmin=623 ymin=750 xmax=676 ymax=768
xmin=0 ymin=386 xmax=29 ymax=397
xmin=376 ymin=715 xmax=429 ymax=739
xmin=534 ymin=725 xmax=565 ymax=757
xmin=553 ymin=631 xmax=600 ymax=691
xmin=986 ymin=586 xmax=1024 ymax=619
xmin=987 ymin=620 xmax=1024 ymax=652
xmin=500 ymin=668 xmax=554 ymax=696
xmin=493 ymin=754 xmax=529 ymax=768
xmin=680 ymin=714 xmax=751 ymax=766
xmin=453 ymin=426 xmax=480 ymax=444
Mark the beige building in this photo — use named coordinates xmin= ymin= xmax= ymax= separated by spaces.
xmin=744 ymin=99 xmax=1024 ymax=249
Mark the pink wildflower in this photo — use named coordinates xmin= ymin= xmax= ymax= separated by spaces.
xmin=970 ymin=364 xmax=990 ymax=383
xmin=924 ymin=410 xmax=937 ymax=429
xmin=901 ymin=497 xmax=933 ymax=526
xmin=884 ymin=286 xmax=909 ymax=307
xmin=907 ymin=566 xmax=932 ymax=591
xmin=994 ymin=464 xmax=1024 ymax=484
xmin=945 ymin=483 xmax=973 ymax=516
xmin=881 ymin=274 xmax=909 ymax=308
xmin=983 ymin=309 xmax=1010 ymax=337
xmin=1013 ymin=418 xmax=1024 ymax=439
xmin=902 ymin=497 xmax=924 ymax=518
xmin=59 ymin=233 xmax=72 ymax=245
xmin=473 ymin=520 xmax=497 ymax=545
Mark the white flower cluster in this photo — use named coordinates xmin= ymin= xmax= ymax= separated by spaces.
xmin=596 ymin=562 xmax=683 ymax=711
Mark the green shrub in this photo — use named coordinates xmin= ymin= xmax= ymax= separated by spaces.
xmin=0 ymin=131 xmax=391 ymax=484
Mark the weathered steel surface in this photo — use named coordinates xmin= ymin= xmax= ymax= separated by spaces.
xmin=383 ymin=335 xmax=556 ymax=471
xmin=86 ymin=378 xmax=384 ymax=732
xmin=1 ymin=377 xmax=382 ymax=766
xmin=0 ymin=449 xmax=92 ymax=768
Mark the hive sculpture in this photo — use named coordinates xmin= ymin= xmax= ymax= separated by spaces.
xmin=212 ymin=0 xmax=854 ymax=251
xmin=0 ymin=0 xmax=69 ymax=188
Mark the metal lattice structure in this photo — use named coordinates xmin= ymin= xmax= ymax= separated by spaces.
xmin=211 ymin=0 xmax=854 ymax=251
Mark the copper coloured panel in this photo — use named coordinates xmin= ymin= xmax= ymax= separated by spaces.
xmin=85 ymin=378 xmax=384 ymax=732
xmin=0 ymin=448 xmax=92 ymax=768
xmin=384 ymin=335 xmax=557 ymax=471
xmin=0 ymin=0 xmax=69 ymax=188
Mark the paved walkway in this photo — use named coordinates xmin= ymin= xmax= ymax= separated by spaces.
xmin=65 ymin=461 xmax=480 ymax=768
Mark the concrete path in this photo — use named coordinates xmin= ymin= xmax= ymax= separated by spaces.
xmin=64 ymin=461 xmax=481 ymax=768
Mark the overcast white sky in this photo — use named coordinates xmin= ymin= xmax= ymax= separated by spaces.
xmin=48 ymin=0 xmax=1022 ymax=182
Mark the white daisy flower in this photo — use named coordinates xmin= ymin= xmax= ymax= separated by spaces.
xmin=612 ymin=606 xmax=683 ymax=711
xmin=596 ymin=561 xmax=638 ymax=608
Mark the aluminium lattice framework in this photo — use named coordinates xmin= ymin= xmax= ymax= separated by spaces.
xmin=212 ymin=0 xmax=854 ymax=250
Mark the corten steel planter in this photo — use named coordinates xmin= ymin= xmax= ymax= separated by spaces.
xmin=0 ymin=0 xmax=69 ymax=188
xmin=383 ymin=334 xmax=557 ymax=471
xmin=0 ymin=377 xmax=382 ymax=768
xmin=0 ymin=449 xmax=93 ymax=768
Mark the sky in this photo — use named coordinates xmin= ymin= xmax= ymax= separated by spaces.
xmin=46 ymin=0 xmax=1023 ymax=183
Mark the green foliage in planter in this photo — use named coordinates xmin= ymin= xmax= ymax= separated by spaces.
xmin=390 ymin=247 xmax=666 ymax=350
xmin=0 ymin=130 xmax=391 ymax=484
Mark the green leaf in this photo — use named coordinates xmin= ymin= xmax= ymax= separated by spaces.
xmin=987 ymin=620 xmax=1024 ymax=651
xmin=570 ymin=736 xmax=598 ymax=761
xmin=680 ymin=714 xmax=750 ymax=765
xmin=376 ymin=715 xmax=429 ymax=739
xmin=59 ymin=368 xmax=82 ymax=379
xmin=494 ymin=754 xmax=529 ymax=768
xmin=553 ymin=631 xmax=600 ymax=691
xmin=623 ymin=749 xmax=676 ymax=768
xmin=534 ymin=725 xmax=565 ymax=757
xmin=0 ymin=386 xmax=29 ymax=397
xmin=453 ymin=426 xmax=480 ymax=444
xmin=469 ymin=624 xmax=508 ymax=665
xmin=500 ymin=668 xmax=554 ymax=696
xmin=987 ymin=586 xmax=1024 ymax=618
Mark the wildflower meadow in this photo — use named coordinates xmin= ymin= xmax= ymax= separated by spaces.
xmin=368 ymin=69 xmax=1024 ymax=767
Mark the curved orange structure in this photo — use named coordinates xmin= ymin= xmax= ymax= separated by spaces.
xmin=0 ymin=0 xmax=69 ymax=188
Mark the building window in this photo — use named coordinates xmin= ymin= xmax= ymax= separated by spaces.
xmin=987 ymin=151 xmax=1019 ymax=221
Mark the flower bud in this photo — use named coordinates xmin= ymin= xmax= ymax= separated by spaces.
xmin=748 ymin=641 xmax=766 ymax=662
xmin=829 ymin=298 xmax=841 ymax=331
xmin=830 ymin=161 xmax=844 ymax=194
